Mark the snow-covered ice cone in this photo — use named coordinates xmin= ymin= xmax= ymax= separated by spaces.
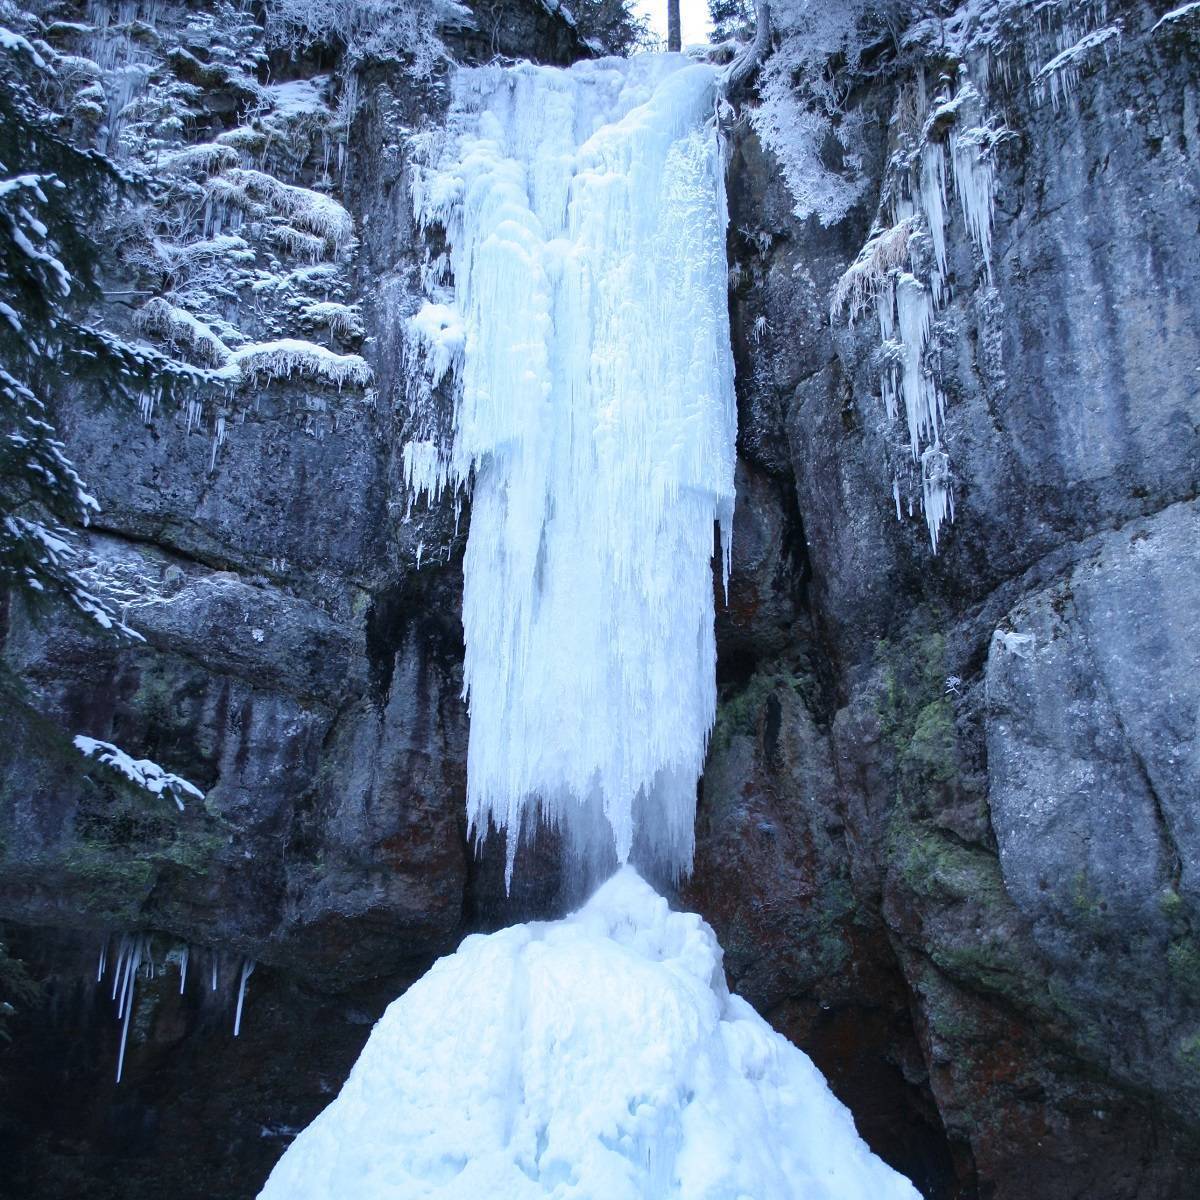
xmin=259 ymin=869 xmax=921 ymax=1200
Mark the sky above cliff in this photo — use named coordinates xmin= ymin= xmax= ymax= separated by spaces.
xmin=630 ymin=0 xmax=713 ymax=46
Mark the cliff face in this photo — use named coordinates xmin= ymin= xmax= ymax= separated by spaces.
xmin=1 ymin=2 xmax=1198 ymax=1198
xmin=694 ymin=2 xmax=1200 ymax=1195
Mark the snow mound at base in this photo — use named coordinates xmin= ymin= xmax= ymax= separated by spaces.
xmin=258 ymin=868 xmax=920 ymax=1200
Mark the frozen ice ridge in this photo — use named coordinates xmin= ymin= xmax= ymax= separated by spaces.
xmin=258 ymin=868 xmax=920 ymax=1200
xmin=406 ymin=54 xmax=738 ymax=885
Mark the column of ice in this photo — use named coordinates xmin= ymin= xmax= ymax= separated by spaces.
xmin=412 ymin=57 xmax=736 ymax=883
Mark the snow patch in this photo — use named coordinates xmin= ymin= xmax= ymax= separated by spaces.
xmin=226 ymin=338 xmax=371 ymax=389
xmin=406 ymin=300 xmax=464 ymax=387
xmin=1033 ymin=23 xmax=1121 ymax=107
xmin=135 ymin=298 xmax=231 ymax=367
xmin=206 ymin=168 xmax=354 ymax=255
xmin=1155 ymin=3 xmax=1200 ymax=31
xmin=74 ymin=735 xmax=204 ymax=810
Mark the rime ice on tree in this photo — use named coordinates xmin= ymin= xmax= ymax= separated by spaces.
xmin=406 ymin=55 xmax=737 ymax=884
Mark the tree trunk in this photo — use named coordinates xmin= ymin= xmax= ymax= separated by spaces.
xmin=724 ymin=1 xmax=771 ymax=99
xmin=667 ymin=0 xmax=681 ymax=52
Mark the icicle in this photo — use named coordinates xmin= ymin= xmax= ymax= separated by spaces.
xmin=234 ymin=959 xmax=255 ymax=1037
xmin=97 ymin=938 xmax=108 ymax=983
xmin=110 ymin=934 xmax=130 ymax=1001
xmin=921 ymin=443 xmax=955 ymax=552
xmin=894 ymin=273 xmax=940 ymax=457
xmin=179 ymin=945 xmax=189 ymax=995
xmin=209 ymin=413 xmax=226 ymax=473
xmin=115 ymin=936 xmax=144 ymax=1084
xmin=211 ymin=956 xmax=218 ymax=992
xmin=185 ymin=398 xmax=203 ymax=434
xmin=919 ymin=142 xmax=948 ymax=297
xmin=950 ymin=125 xmax=997 ymax=278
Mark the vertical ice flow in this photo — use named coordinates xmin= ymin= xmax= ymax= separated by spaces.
xmin=409 ymin=55 xmax=737 ymax=884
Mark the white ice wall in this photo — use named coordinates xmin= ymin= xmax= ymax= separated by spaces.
xmin=408 ymin=55 xmax=737 ymax=885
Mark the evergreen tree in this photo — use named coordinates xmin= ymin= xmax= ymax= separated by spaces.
xmin=0 ymin=17 xmax=196 ymax=634
xmin=573 ymin=0 xmax=651 ymax=54
xmin=709 ymin=0 xmax=755 ymax=39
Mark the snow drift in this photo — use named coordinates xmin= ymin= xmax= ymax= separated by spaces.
xmin=258 ymin=868 xmax=920 ymax=1200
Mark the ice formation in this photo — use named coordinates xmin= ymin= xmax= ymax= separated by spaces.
xmin=206 ymin=169 xmax=355 ymax=256
xmin=407 ymin=55 xmax=737 ymax=883
xmin=1033 ymin=23 xmax=1122 ymax=108
xmin=832 ymin=64 xmax=1008 ymax=552
xmin=226 ymin=338 xmax=372 ymax=389
xmin=96 ymin=937 xmax=256 ymax=1080
xmin=259 ymin=869 xmax=920 ymax=1200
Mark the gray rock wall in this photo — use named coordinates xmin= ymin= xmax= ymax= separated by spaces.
xmin=691 ymin=2 xmax=1200 ymax=1196
xmin=2 ymin=1 xmax=1199 ymax=1198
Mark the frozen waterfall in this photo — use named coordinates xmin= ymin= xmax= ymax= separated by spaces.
xmin=405 ymin=53 xmax=737 ymax=883
xmin=258 ymin=868 xmax=921 ymax=1200
xmin=260 ymin=50 xmax=921 ymax=1200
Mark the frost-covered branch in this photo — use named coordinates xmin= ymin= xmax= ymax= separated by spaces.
xmin=74 ymin=736 xmax=205 ymax=811
xmin=264 ymin=0 xmax=470 ymax=76
xmin=724 ymin=1 xmax=771 ymax=99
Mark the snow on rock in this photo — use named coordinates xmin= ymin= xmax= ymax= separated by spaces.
xmin=226 ymin=338 xmax=372 ymax=389
xmin=299 ymin=300 xmax=364 ymax=340
xmin=1033 ymin=23 xmax=1121 ymax=107
xmin=157 ymin=234 xmax=256 ymax=271
xmin=265 ymin=0 xmax=469 ymax=78
xmin=73 ymin=735 xmax=204 ymax=811
xmin=0 ymin=23 xmax=47 ymax=68
xmin=160 ymin=142 xmax=241 ymax=177
xmin=1155 ymin=2 xmax=1200 ymax=30
xmin=263 ymin=74 xmax=332 ymax=115
xmin=206 ymin=168 xmax=354 ymax=254
xmin=832 ymin=216 xmax=914 ymax=323
xmin=409 ymin=55 xmax=736 ymax=884
xmin=406 ymin=299 xmax=464 ymax=386
xmin=258 ymin=868 xmax=921 ymax=1200
xmin=135 ymin=297 xmax=231 ymax=367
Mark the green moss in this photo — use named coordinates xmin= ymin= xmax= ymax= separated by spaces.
xmin=889 ymin=812 xmax=1006 ymax=908
xmin=1168 ymin=939 xmax=1200 ymax=998
xmin=932 ymin=943 xmax=1023 ymax=992
xmin=917 ymin=968 xmax=982 ymax=1043
xmin=905 ymin=698 xmax=958 ymax=787
xmin=1177 ymin=1032 xmax=1200 ymax=1070
xmin=808 ymin=878 xmax=856 ymax=974
xmin=1044 ymin=975 xmax=1090 ymax=1028
xmin=874 ymin=626 xmax=962 ymax=809
xmin=1071 ymin=870 xmax=1107 ymax=922
xmin=875 ymin=628 xmax=949 ymax=742
xmin=709 ymin=665 xmax=817 ymax=754
xmin=53 ymin=769 xmax=229 ymax=922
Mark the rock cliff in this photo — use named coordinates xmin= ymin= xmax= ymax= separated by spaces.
xmin=1 ymin=2 xmax=1197 ymax=1197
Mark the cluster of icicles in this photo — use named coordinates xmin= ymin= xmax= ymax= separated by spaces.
xmin=403 ymin=54 xmax=737 ymax=885
xmin=834 ymin=68 xmax=1002 ymax=552
xmin=96 ymin=934 xmax=255 ymax=1083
